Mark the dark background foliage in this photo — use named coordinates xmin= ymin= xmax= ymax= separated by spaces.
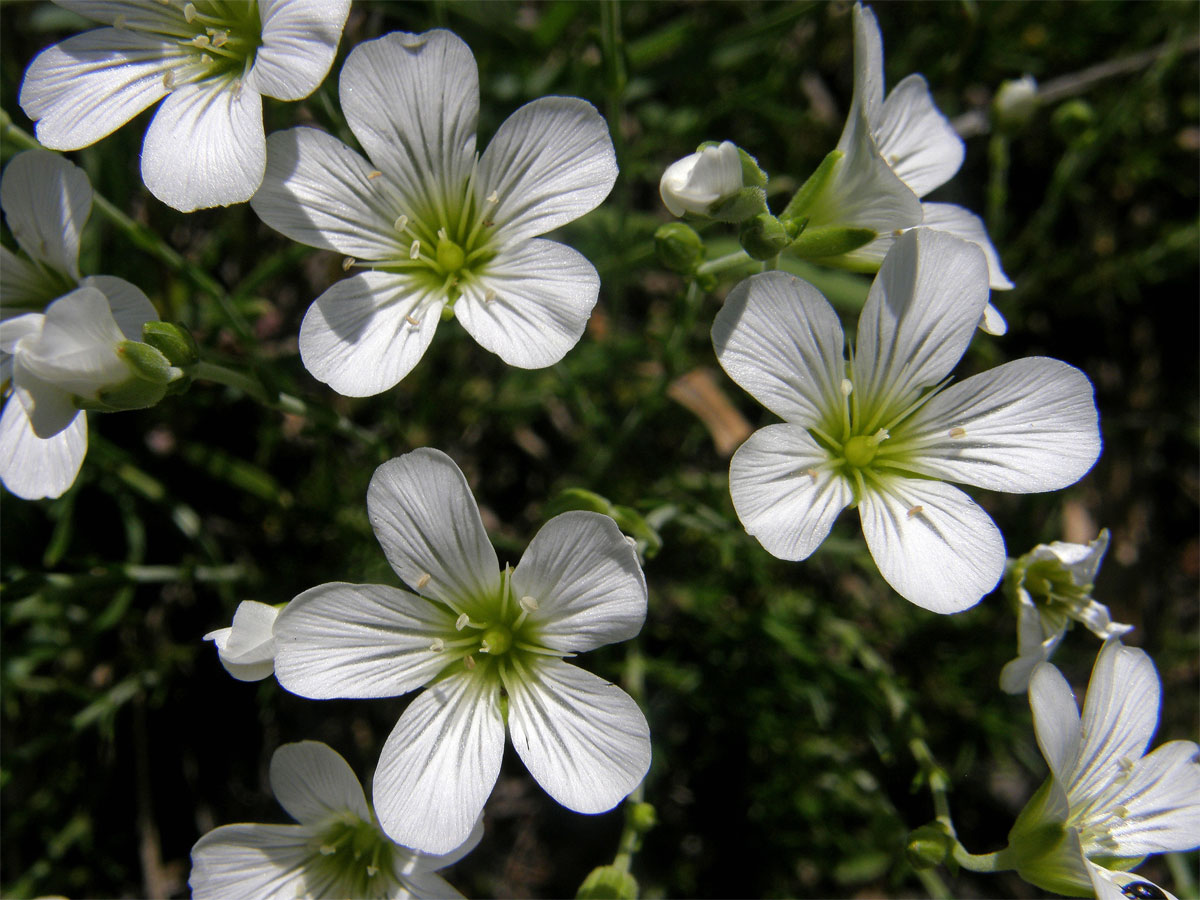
xmin=1 ymin=2 xmax=1197 ymax=898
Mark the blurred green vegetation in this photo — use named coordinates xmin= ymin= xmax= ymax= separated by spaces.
xmin=1 ymin=1 xmax=1197 ymax=898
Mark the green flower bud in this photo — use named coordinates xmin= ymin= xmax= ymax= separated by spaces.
xmin=739 ymin=213 xmax=792 ymax=260
xmin=654 ymin=222 xmax=705 ymax=274
xmin=1051 ymin=99 xmax=1097 ymax=143
xmin=992 ymin=75 xmax=1039 ymax=134
xmin=787 ymin=224 xmax=877 ymax=259
xmin=142 ymin=321 xmax=199 ymax=368
xmin=905 ymin=822 xmax=955 ymax=870
xmin=74 ymin=341 xmax=180 ymax=411
xmin=576 ymin=865 xmax=638 ymax=900
xmin=629 ymin=801 xmax=657 ymax=834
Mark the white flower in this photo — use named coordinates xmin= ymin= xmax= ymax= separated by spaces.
xmin=1 ymin=150 xmax=161 ymax=500
xmin=249 ymin=29 xmax=618 ymax=397
xmin=19 ymin=0 xmax=350 ymax=212
xmin=204 ymin=600 xmax=280 ymax=682
xmin=660 ymin=141 xmax=744 ymax=217
xmin=1000 ymin=529 xmax=1133 ymax=694
xmin=190 ymin=740 xmax=481 ymax=900
xmin=790 ymin=4 xmax=1011 ymax=332
xmin=712 ymin=228 xmax=1101 ymax=613
xmin=1006 ymin=641 xmax=1200 ymax=898
xmin=993 ymin=75 xmax=1040 ymax=132
xmin=272 ymin=448 xmax=650 ymax=855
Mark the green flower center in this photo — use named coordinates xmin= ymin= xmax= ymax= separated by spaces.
xmin=307 ymin=813 xmax=398 ymax=899
xmin=175 ymin=1 xmax=262 ymax=80
xmin=842 ymin=434 xmax=879 ymax=468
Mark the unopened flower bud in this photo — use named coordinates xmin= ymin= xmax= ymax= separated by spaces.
xmin=142 ymin=321 xmax=199 ymax=368
xmin=654 ymin=222 xmax=705 ymax=274
xmin=1051 ymin=99 xmax=1096 ymax=143
xmin=575 ymin=865 xmax=638 ymax=900
xmin=629 ymin=801 xmax=657 ymax=833
xmin=992 ymin=75 xmax=1039 ymax=134
xmin=660 ymin=140 xmax=747 ymax=218
xmin=739 ymin=213 xmax=793 ymax=260
xmin=905 ymin=822 xmax=955 ymax=869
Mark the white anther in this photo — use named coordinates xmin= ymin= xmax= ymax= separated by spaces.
xmin=319 ymin=844 xmax=336 ymax=856
xmin=191 ymin=34 xmax=211 ymax=48
xmin=230 ymin=78 xmax=242 ymax=99
xmin=486 ymin=190 xmax=499 ymax=204
xmin=484 ymin=289 xmax=497 ymax=303
xmin=367 ymin=170 xmax=382 ymax=180
xmin=184 ymin=3 xmax=198 ymax=22
xmin=394 ymin=214 xmax=408 ymax=232
xmin=841 ymin=378 xmax=853 ymax=396
xmin=455 ymin=613 xmax=470 ymax=631
xmin=162 ymin=70 xmax=176 ymax=90
xmin=409 ymin=240 xmax=421 ymax=260
xmin=416 ymin=572 xmax=431 ymax=589
xmin=520 ymin=595 xmax=539 ymax=612
xmin=872 ymin=428 xmax=890 ymax=442
xmin=200 ymin=53 xmax=213 ymax=65
xmin=429 ymin=638 xmax=445 ymax=652
xmin=437 ymin=227 xmax=449 ymax=241
xmin=366 ymin=865 xmax=379 ymax=877
xmin=479 ymin=640 xmax=492 ymax=654
xmin=805 ymin=468 xmax=819 ymax=483
xmin=1118 ymin=756 xmax=1135 ymax=773
xmin=906 ymin=505 xmax=924 ymax=518
xmin=893 ymin=228 xmax=905 ymax=237
xmin=949 ymin=426 xmax=967 ymax=439
xmin=342 ymin=257 xmax=356 ymax=271
xmin=405 ymin=314 xmax=420 ymax=326
xmin=211 ymin=30 xmax=228 ymax=48
xmin=464 ymin=655 xmax=476 ymax=670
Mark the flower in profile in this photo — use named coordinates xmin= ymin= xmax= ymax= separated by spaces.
xmin=784 ymin=4 xmax=1011 ymax=332
xmin=273 ymin=448 xmax=650 ymax=855
xmin=190 ymin=740 xmax=480 ymax=900
xmin=660 ymin=141 xmax=763 ymax=220
xmin=250 ymin=29 xmax=618 ymax=396
xmin=1006 ymin=641 xmax=1200 ymax=898
xmin=204 ymin=600 xmax=280 ymax=682
xmin=712 ymin=228 xmax=1101 ymax=613
xmin=1 ymin=150 xmax=170 ymax=500
xmin=20 ymin=0 xmax=350 ymax=212
xmin=1000 ymin=529 xmax=1133 ymax=694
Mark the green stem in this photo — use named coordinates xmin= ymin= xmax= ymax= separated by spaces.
xmin=611 ymin=641 xmax=648 ymax=874
xmin=696 ymin=249 xmax=755 ymax=276
xmin=599 ymin=0 xmax=629 ymax=321
xmin=951 ymin=844 xmax=1014 ymax=874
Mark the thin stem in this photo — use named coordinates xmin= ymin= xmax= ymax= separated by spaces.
xmin=696 ymin=249 xmax=755 ymax=276
xmin=611 ymin=641 xmax=648 ymax=874
xmin=951 ymin=844 xmax=1014 ymax=874
xmin=599 ymin=0 xmax=629 ymax=319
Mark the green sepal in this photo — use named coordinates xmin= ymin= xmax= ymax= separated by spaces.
xmin=142 ymin=321 xmax=199 ymax=368
xmin=576 ymin=865 xmax=638 ymax=900
xmin=1006 ymin=779 xmax=1092 ymax=897
xmin=739 ymin=213 xmax=792 ymax=260
xmin=654 ymin=222 xmax=705 ymax=275
xmin=708 ymin=185 xmax=768 ymax=223
xmin=905 ymin=821 xmax=955 ymax=870
xmin=788 ymin=225 xmax=877 ymax=259
xmin=781 ymin=149 xmax=843 ymax=221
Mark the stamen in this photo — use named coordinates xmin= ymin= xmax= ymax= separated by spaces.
xmin=486 ymin=191 xmax=499 ymax=204
xmin=184 ymin=3 xmax=198 ymax=23
xmin=211 ymin=30 xmax=228 ymax=48
xmin=907 ymin=505 xmax=924 ymax=518
xmin=520 ymin=595 xmax=539 ymax=612
xmin=342 ymin=257 xmax=356 ymax=271
xmin=949 ymin=426 xmax=967 ymax=439
xmin=163 ymin=71 xmax=176 ymax=90
xmin=840 ymin=379 xmax=853 ymax=396
xmin=230 ymin=78 xmax=242 ymax=100
xmin=437 ymin=227 xmax=449 ymax=241
xmin=405 ymin=314 xmax=420 ymax=326
xmin=190 ymin=34 xmax=211 ymax=48
xmin=455 ymin=613 xmax=470 ymax=631
xmin=200 ymin=53 xmax=213 ymax=66
xmin=366 ymin=865 xmax=379 ymax=877
xmin=367 ymin=170 xmax=382 ymax=180
xmin=429 ymin=638 xmax=445 ymax=652
xmin=463 ymin=655 xmax=476 ymax=670
xmin=394 ymin=214 xmax=408 ymax=232
xmin=409 ymin=240 xmax=421 ymax=260
xmin=805 ymin=468 xmax=819 ymax=483
xmin=416 ymin=572 xmax=431 ymax=589
xmin=484 ymin=289 xmax=497 ymax=303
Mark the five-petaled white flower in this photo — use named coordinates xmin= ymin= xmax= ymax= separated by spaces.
xmin=1006 ymin=641 xmax=1200 ymax=899
xmin=20 ymin=0 xmax=350 ymax=212
xmin=272 ymin=448 xmax=651 ymax=855
xmin=788 ymin=4 xmax=1011 ymax=333
xmin=250 ymin=29 xmax=618 ymax=397
xmin=712 ymin=228 xmax=1100 ymax=613
xmin=1000 ymin=529 xmax=1132 ymax=694
xmin=190 ymin=740 xmax=481 ymax=900
xmin=204 ymin=600 xmax=280 ymax=682
xmin=1 ymin=150 xmax=164 ymax=500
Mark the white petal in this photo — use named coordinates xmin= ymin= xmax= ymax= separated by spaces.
xmin=249 ymin=0 xmax=349 ymax=101
xmin=1038 ymin=530 xmax=1110 ymax=586
xmin=1029 ymin=660 xmax=1083 ymax=784
xmin=728 ymin=423 xmax=852 ymax=562
xmin=13 ymin=361 xmax=82 ymax=439
xmin=480 ymin=97 xmax=617 ymax=244
xmin=189 ymin=823 xmax=314 ymax=900
xmin=274 ymin=583 xmax=455 ymax=699
xmin=16 ymin=286 xmax=127 ymax=397
xmin=373 ymin=671 xmax=504 ymax=856
xmin=269 ymin=740 xmax=370 ymax=826
xmin=0 ymin=313 xmax=44 ymax=354
xmin=79 ymin=275 xmax=158 ymax=339
xmin=251 ymin=127 xmax=409 ymax=260
xmin=1107 ymin=740 xmax=1200 ymax=856
xmin=339 ymin=30 xmax=478 ymax=209
xmin=400 ymin=818 xmax=484 ymax=874
xmin=510 ymin=511 xmax=647 ymax=654
xmin=1 ymin=149 xmax=92 ymax=278
xmin=205 ymin=600 xmax=278 ymax=682
xmin=55 ymin=2 xmax=192 ymax=32
xmin=853 ymin=229 xmax=989 ymax=426
xmin=505 ymin=657 xmax=650 ymax=814
xmin=849 ymin=4 xmax=885 ymax=126
xmin=898 ymin=357 xmax=1101 ymax=493
xmin=366 ymin=449 xmax=500 ymax=620
xmin=857 ymin=475 xmax=1005 ymax=613
xmin=0 ymin=246 xmax=60 ymax=310
xmin=0 ymin=398 xmax=86 ymax=500
xmin=399 ymin=871 xmax=467 ymax=899
xmin=298 ymin=272 xmax=443 ymax=397
xmin=1086 ymin=861 xmax=1180 ymax=900
xmin=19 ymin=28 xmax=178 ymax=151
xmin=711 ymin=271 xmax=847 ymax=427
xmin=920 ymin=202 xmax=1014 ymax=293
xmin=874 ymin=74 xmax=964 ymax=198
xmin=455 ymin=240 xmax=597 ymax=369
xmin=1070 ymin=642 xmax=1161 ymax=806
xmin=1000 ymin=596 xmax=1064 ymax=695
xmin=141 ymin=76 xmax=265 ymax=212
